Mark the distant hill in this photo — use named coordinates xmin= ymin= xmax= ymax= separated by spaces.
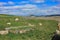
xmin=44 ymin=14 xmax=60 ymax=17
xmin=0 ymin=14 xmax=60 ymax=17
xmin=30 ymin=14 xmax=60 ymax=17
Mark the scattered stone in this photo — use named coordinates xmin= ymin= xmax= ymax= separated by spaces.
xmin=28 ymin=23 xmax=35 ymax=27
xmin=39 ymin=23 xmax=42 ymax=26
xmin=0 ymin=26 xmax=35 ymax=35
xmin=5 ymin=28 xmax=10 ymax=30
xmin=7 ymin=22 xmax=11 ymax=25
xmin=19 ymin=30 xmax=27 ymax=34
xmin=9 ymin=30 xmax=19 ymax=34
xmin=15 ymin=18 xmax=19 ymax=21
xmin=0 ymin=30 xmax=9 ymax=35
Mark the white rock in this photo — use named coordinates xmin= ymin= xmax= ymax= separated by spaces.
xmin=15 ymin=18 xmax=19 ymax=21
xmin=7 ymin=22 xmax=11 ymax=25
xmin=39 ymin=23 xmax=42 ymax=26
xmin=19 ymin=30 xmax=27 ymax=34
xmin=19 ymin=31 xmax=23 ymax=34
xmin=0 ymin=30 xmax=9 ymax=35
xmin=28 ymin=23 xmax=35 ymax=27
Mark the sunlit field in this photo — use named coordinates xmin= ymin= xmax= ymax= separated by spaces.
xmin=0 ymin=14 xmax=58 ymax=40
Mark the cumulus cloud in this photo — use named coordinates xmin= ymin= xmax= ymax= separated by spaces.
xmin=0 ymin=1 xmax=14 ymax=6
xmin=0 ymin=4 xmax=37 ymax=9
xmin=0 ymin=4 xmax=38 ymax=16
xmin=8 ymin=1 xmax=14 ymax=5
xmin=52 ymin=0 xmax=60 ymax=2
xmin=30 ymin=0 xmax=45 ymax=3
xmin=19 ymin=1 xmax=29 ymax=4
xmin=0 ymin=4 xmax=60 ymax=16
xmin=0 ymin=2 xmax=7 ymax=6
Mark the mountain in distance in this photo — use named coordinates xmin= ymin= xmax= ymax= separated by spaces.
xmin=30 ymin=14 xmax=60 ymax=17
xmin=0 ymin=13 xmax=60 ymax=17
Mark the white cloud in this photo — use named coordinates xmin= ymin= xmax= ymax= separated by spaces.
xmin=22 ymin=4 xmax=37 ymax=8
xmin=19 ymin=1 xmax=29 ymax=4
xmin=52 ymin=6 xmax=60 ymax=8
xmin=8 ymin=1 xmax=14 ymax=5
xmin=0 ymin=4 xmax=60 ymax=16
xmin=0 ymin=1 xmax=14 ymax=6
xmin=0 ymin=4 xmax=37 ymax=9
xmin=52 ymin=0 xmax=60 ymax=2
xmin=0 ymin=4 xmax=38 ymax=15
xmin=30 ymin=0 xmax=45 ymax=3
xmin=0 ymin=2 xmax=7 ymax=6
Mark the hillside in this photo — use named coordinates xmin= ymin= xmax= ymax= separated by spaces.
xmin=0 ymin=14 xmax=58 ymax=40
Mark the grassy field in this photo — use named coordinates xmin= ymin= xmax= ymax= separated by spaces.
xmin=0 ymin=14 xmax=58 ymax=40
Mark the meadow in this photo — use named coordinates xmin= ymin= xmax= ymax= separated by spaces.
xmin=0 ymin=14 xmax=58 ymax=40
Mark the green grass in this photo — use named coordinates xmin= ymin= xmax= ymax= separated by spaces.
xmin=0 ymin=14 xmax=58 ymax=40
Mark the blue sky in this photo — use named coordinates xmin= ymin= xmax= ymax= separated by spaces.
xmin=0 ymin=0 xmax=60 ymax=16
xmin=0 ymin=0 xmax=59 ymax=6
